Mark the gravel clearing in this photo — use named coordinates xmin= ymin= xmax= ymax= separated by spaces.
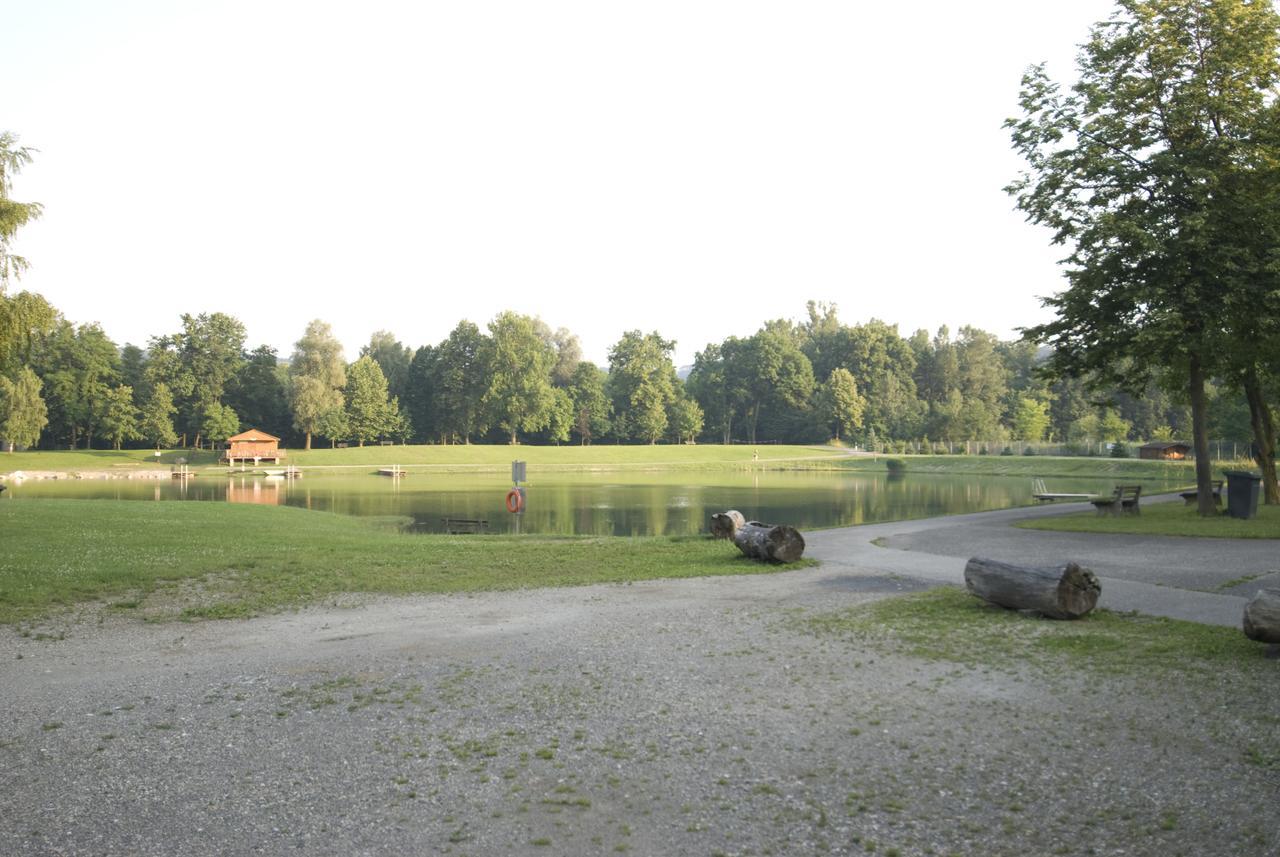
xmin=2 ymin=564 xmax=1277 ymax=857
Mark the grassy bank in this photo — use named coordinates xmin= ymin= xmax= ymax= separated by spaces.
xmin=833 ymin=454 xmax=1197 ymax=482
xmin=0 ymin=500 xmax=805 ymax=625
xmin=0 ymin=444 xmax=844 ymax=475
xmin=802 ymin=586 xmax=1264 ymax=670
xmin=1015 ymin=500 xmax=1280 ymax=538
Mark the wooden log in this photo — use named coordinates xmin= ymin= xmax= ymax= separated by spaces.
xmin=710 ymin=510 xmax=746 ymax=540
xmin=963 ymin=557 xmax=1100 ymax=620
xmin=732 ymin=521 xmax=806 ymax=563
xmin=1243 ymin=589 xmax=1280 ymax=644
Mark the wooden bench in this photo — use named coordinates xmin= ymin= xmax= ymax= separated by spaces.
xmin=442 ymin=517 xmax=489 ymax=534
xmin=1180 ymin=480 xmax=1224 ymax=506
xmin=1091 ymin=484 xmax=1142 ymax=516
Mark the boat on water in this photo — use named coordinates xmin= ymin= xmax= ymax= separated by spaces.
xmin=378 ymin=467 xmax=407 ymax=477
xmin=261 ymin=466 xmax=301 ymax=478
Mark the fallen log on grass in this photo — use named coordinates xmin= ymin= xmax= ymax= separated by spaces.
xmin=710 ymin=510 xmax=746 ymax=540
xmin=733 ymin=521 xmax=805 ymax=563
xmin=963 ymin=557 xmax=1100 ymax=620
xmin=1243 ymin=589 xmax=1280 ymax=644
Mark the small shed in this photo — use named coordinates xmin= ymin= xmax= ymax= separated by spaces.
xmin=1139 ymin=441 xmax=1190 ymax=461
xmin=223 ymin=429 xmax=284 ymax=465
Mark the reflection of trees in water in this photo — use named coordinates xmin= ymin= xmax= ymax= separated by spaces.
xmin=12 ymin=472 xmax=1165 ymax=536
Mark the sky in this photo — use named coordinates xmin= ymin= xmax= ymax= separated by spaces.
xmin=3 ymin=0 xmax=1120 ymax=367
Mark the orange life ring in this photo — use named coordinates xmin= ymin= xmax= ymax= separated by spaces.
xmin=505 ymin=488 xmax=524 ymax=513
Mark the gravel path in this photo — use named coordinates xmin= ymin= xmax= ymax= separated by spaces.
xmin=3 ymin=507 xmax=1278 ymax=856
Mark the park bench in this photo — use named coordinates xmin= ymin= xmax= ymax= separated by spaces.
xmin=1180 ymin=480 xmax=1224 ymax=506
xmin=1091 ymin=484 xmax=1142 ymax=516
xmin=442 ymin=517 xmax=489 ymax=534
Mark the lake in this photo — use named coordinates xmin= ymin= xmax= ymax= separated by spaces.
xmin=0 ymin=469 xmax=1158 ymax=535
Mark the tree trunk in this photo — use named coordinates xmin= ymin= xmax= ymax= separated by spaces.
xmin=304 ymin=431 xmax=312 ymax=451
xmin=1242 ymin=589 xmax=1280 ymax=644
xmin=963 ymin=557 xmax=1100 ymax=620
xmin=359 ymin=439 xmax=364 ymax=447
xmin=710 ymin=510 xmax=745 ymax=540
xmin=1243 ymin=368 xmax=1279 ymax=505
xmin=1189 ymin=353 xmax=1215 ymax=517
xmin=732 ymin=521 xmax=805 ymax=562
xmin=193 ymin=431 xmax=202 ymax=451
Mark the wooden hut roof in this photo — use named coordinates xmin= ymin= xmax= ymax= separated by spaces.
xmin=1139 ymin=441 xmax=1189 ymax=450
xmin=227 ymin=429 xmax=281 ymax=443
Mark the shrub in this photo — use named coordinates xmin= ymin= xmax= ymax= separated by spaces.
xmin=1023 ymin=447 xmax=1037 ymax=456
xmin=1001 ymin=447 xmax=1015 ymax=456
xmin=885 ymin=458 xmax=907 ymax=475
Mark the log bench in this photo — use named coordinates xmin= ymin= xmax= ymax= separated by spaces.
xmin=1180 ymin=480 xmax=1223 ymax=506
xmin=1091 ymin=484 xmax=1142 ymax=516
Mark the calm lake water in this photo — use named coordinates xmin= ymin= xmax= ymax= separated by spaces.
xmin=0 ymin=470 xmax=1166 ymax=536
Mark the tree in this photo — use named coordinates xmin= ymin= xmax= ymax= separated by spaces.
xmin=667 ymin=392 xmax=704 ymax=444
xmin=288 ymin=320 xmax=346 ymax=450
xmin=567 ymin=361 xmax=611 ymax=445
xmin=1007 ymin=0 xmax=1280 ymax=514
xmin=225 ymin=345 xmax=289 ymax=439
xmin=686 ymin=343 xmax=734 ymax=444
xmin=200 ymin=401 xmax=239 ymax=449
xmin=344 ymin=355 xmax=395 ymax=446
xmin=361 ymin=331 xmax=413 ymax=403
xmin=819 ymin=368 xmax=865 ymax=443
xmin=432 ymin=322 xmax=490 ymax=443
xmin=100 ymin=386 xmax=140 ymax=450
xmin=608 ymin=331 xmax=678 ymax=444
xmin=1011 ymin=396 xmax=1051 ymax=442
xmin=140 ymin=383 xmax=178 ymax=449
xmin=723 ymin=327 xmax=814 ymax=444
xmin=0 ymin=132 xmax=42 ymax=288
xmin=0 ymin=291 xmax=57 ymax=376
xmin=0 ymin=366 xmax=48 ymax=451
xmin=35 ymin=321 xmax=120 ymax=448
xmin=482 ymin=311 xmax=555 ymax=444
xmin=544 ymin=387 xmax=574 ymax=445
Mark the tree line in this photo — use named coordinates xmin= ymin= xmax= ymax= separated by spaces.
xmin=0 ymin=291 xmax=1268 ymax=454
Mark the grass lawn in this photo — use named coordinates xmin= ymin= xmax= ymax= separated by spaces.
xmin=0 ymin=444 xmax=844 ymax=475
xmin=802 ymin=586 xmax=1265 ymax=671
xmin=833 ymin=453 xmax=1200 ymax=482
xmin=0 ymin=499 xmax=807 ymax=625
xmin=1015 ymin=499 xmax=1280 ymax=538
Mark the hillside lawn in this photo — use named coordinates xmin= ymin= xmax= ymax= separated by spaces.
xmin=0 ymin=499 xmax=809 ymax=625
xmin=0 ymin=444 xmax=846 ymax=474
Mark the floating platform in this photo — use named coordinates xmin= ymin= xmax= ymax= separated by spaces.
xmin=379 ymin=467 xmax=408 ymax=477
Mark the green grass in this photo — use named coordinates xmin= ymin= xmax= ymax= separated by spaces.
xmin=1015 ymin=500 xmax=1280 ymax=539
xmin=0 ymin=499 xmax=810 ymax=624
xmin=801 ymin=587 xmax=1265 ymax=671
xmin=0 ymin=444 xmax=844 ymax=475
xmin=833 ymin=454 xmax=1198 ymax=482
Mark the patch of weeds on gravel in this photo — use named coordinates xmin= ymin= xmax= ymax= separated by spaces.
xmin=796 ymin=586 xmax=1264 ymax=676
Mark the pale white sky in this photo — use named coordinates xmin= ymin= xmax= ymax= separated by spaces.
xmin=3 ymin=0 xmax=1118 ymax=367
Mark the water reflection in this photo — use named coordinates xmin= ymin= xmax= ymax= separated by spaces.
xmin=4 ymin=470 xmax=1171 ymax=537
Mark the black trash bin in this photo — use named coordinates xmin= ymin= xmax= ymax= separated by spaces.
xmin=1224 ymin=470 xmax=1262 ymax=520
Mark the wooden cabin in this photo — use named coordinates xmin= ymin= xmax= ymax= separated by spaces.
xmin=223 ymin=429 xmax=285 ymax=464
xmin=1139 ymin=441 xmax=1190 ymax=461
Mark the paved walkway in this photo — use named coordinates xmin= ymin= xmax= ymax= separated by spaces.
xmin=806 ymin=494 xmax=1279 ymax=628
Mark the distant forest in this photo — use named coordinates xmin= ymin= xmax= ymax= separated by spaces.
xmin=0 ymin=292 xmax=1263 ymax=454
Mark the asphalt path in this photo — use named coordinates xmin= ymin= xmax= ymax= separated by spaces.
xmin=807 ymin=493 xmax=1278 ymax=627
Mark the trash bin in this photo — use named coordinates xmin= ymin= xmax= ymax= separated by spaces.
xmin=1224 ymin=470 xmax=1262 ymax=520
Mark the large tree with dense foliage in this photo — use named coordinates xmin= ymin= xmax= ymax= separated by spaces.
xmin=0 ymin=365 xmax=48 ymax=451
xmin=225 ymin=345 xmax=289 ymax=439
xmin=361 ymin=331 xmax=413 ymax=403
xmin=608 ymin=331 xmax=678 ymax=444
xmin=1007 ymin=0 xmax=1280 ymax=514
xmin=432 ymin=321 xmax=491 ymax=444
xmin=566 ymin=361 xmax=611 ymax=445
xmin=288 ymin=320 xmax=347 ymax=450
xmin=482 ymin=312 xmax=555 ymax=444
xmin=344 ymin=355 xmax=396 ymax=446
xmin=140 ymin=382 xmax=178 ymax=449
xmin=35 ymin=321 xmax=121 ymax=448
xmin=100 ymin=385 xmax=140 ymax=450
xmin=0 ymin=132 xmax=41 ymax=289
